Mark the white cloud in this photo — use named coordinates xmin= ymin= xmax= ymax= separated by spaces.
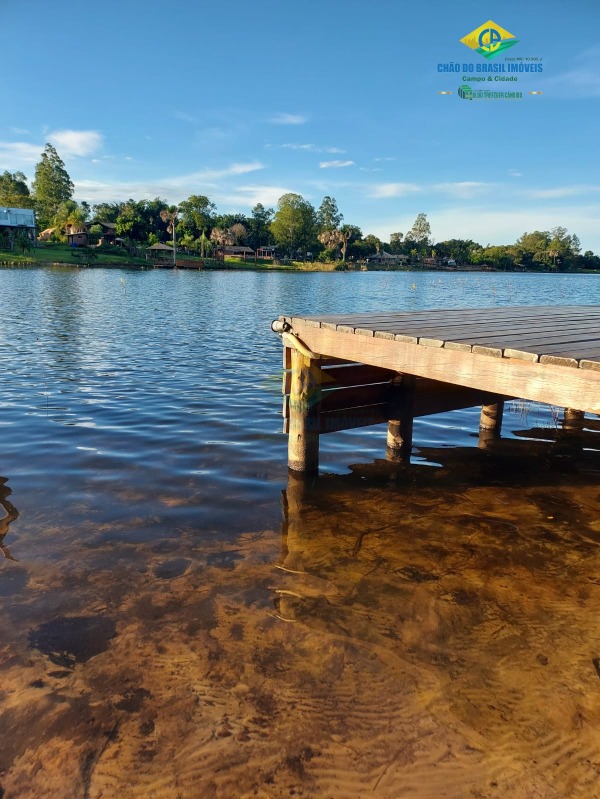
xmin=173 ymin=111 xmax=198 ymax=124
xmin=9 ymin=127 xmax=30 ymax=135
xmin=217 ymin=185 xmax=294 ymax=207
xmin=433 ymin=181 xmax=488 ymax=199
xmin=269 ymin=113 xmax=307 ymax=125
xmin=527 ymin=185 xmax=600 ymax=199
xmin=277 ymin=143 xmax=345 ymax=154
xmin=48 ymin=129 xmax=103 ymax=157
xmin=0 ymin=141 xmax=42 ymax=168
xmin=73 ymin=162 xmax=265 ymax=203
xmin=544 ymin=47 xmax=600 ymax=98
xmin=509 ymin=169 xmax=522 ymax=177
xmin=319 ymin=160 xmax=355 ymax=169
xmin=369 ymin=182 xmax=421 ymax=198
xmin=373 ymin=157 xmax=396 ymax=162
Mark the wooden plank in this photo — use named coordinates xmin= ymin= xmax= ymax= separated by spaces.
xmin=290 ymin=320 xmax=600 ymax=414
xmin=304 ymin=308 xmax=600 ymax=332
xmin=306 ymin=306 xmax=599 ymax=324
xmin=320 ymin=404 xmax=389 ymax=434
xmin=356 ymin=314 xmax=600 ymax=333
xmin=321 ymin=383 xmax=391 ymax=413
xmin=320 ymin=363 xmax=396 ymax=388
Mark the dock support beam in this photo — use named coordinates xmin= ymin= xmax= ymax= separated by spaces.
xmin=480 ymin=402 xmax=504 ymax=433
xmin=478 ymin=401 xmax=504 ymax=448
xmin=563 ymin=408 xmax=585 ymax=431
xmin=386 ymin=375 xmax=416 ymax=461
xmin=288 ymin=349 xmax=321 ymax=473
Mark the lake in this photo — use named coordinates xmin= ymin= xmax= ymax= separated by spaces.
xmin=1 ymin=267 xmax=599 ymax=798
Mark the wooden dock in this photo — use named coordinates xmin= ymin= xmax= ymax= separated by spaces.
xmin=272 ymin=306 xmax=600 ymax=472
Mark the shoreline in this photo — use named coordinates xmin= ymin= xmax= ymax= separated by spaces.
xmin=0 ymin=260 xmax=599 ymax=275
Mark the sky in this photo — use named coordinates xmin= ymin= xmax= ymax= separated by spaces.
xmin=1 ymin=0 xmax=599 ymax=250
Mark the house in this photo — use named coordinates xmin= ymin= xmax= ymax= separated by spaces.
xmin=0 ymin=206 xmax=36 ymax=248
xmin=146 ymin=242 xmax=175 ymax=263
xmin=66 ymin=224 xmax=88 ymax=247
xmin=223 ymin=246 xmax=255 ymax=260
xmin=365 ymin=251 xmax=408 ymax=266
xmin=256 ymin=246 xmax=275 ymax=259
xmin=66 ymin=220 xmax=119 ymax=247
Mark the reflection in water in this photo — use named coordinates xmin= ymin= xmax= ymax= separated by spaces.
xmin=0 ymin=477 xmax=19 ymax=561
xmin=1 ymin=435 xmax=600 ymax=797
xmin=1 ymin=269 xmax=600 ymax=795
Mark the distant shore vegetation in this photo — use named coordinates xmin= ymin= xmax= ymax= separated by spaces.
xmin=1 ymin=143 xmax=599 ymax=272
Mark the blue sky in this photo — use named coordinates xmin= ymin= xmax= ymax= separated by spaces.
xmin=1 ymin=0 xmax=599 ymax=250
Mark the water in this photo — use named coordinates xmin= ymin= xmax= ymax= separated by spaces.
xmin=0 ymin=267 xmax=599 ymax=798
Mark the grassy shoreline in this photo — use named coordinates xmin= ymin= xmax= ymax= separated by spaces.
xmin=1 ymin=248 xmax=598 ymax=274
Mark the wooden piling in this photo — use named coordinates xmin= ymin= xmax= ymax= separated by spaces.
xmin=386 ymin=375 xmax=416 ymax=461
xmin=288 ymin=348 xmax=321 ymax=472
xmin=563 ymin=408 xmax=585 ymax=431
xmin=479 ymin=402 xmax=504 ymax=433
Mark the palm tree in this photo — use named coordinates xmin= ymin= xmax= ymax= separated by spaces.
xmin=160 ymin=206 xmax=179 ymax=266
xmin=210 ymin=227 xmax=234 ymax=261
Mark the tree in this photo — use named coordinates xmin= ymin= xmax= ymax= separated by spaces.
xmin=177 ymin=195 xmax=216 ymax=239
xmin=318 ymin=229 xmax=343 ymax=260
xmin=316 ymin=196 xmax=342 ymax=232
xmin=92 ymin=202 xmax=122 ymax=223
xmin=53 ymin=200 xmax=87 ymax=241
xmin=436 ymin=239 xmax=477 ymax=264
xmin=32 ymin=144 xmax=74 ymax=228
xmin=14 ymin=231 xmax=32 ymax=254
xmin=389 ymin=232 xmax=403 ymax=252
xmin=248 ymin=203 xmax=274 ymax=250
xmin=160 ymin=206 xmax=179 ymax=266
xmin=0 ymin=170 xmax=35 ymax=209
xmin=210 ymin=227 xmax=234 ymax=259
xmin=339 ymin=224 xmax=361 ymax=262
xmin=405 ymin=213 xmax=431 ymax=251
xmin=229 ymin=222 xmax=247 ymax=244
xmin=363 ymin=234 xmax=382 ymax=254
xmin=270 ymin=193 xmax=316 ymax=255
xmin=115 ymin=198 xmax=169 ymax=244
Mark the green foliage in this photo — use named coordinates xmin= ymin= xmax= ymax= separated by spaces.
xmin=32 ymin=144 xmax=74 ymax=228
xmin=270 ymin=193 xmax=317 ymax=255
xmin=317 ymin=196 xmax=342 ymax=232
xmin=362 ymin=234 xmax=382 ymax=255
xmin=14 ymin=232 xmax=32 ymax=254
xmin=92 ymin=202 xmax=121 ymax=223
xmin=0 ymin=170 xmax=35 ymax=209
xmin=248 ymin=203 xmax=274 ymax=250
xmin=405 ymin=213 xmax=431 ymax=254
xmin=389 ymin=232 xmax=403 ymax=252
xmin=177 ymin=195 xmax=216 ymax=239
xmin=115 ymin=198 xmax=170 ymax=243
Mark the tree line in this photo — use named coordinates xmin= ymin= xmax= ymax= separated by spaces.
xmin=1 ymin=143 xmax=598 ymax=271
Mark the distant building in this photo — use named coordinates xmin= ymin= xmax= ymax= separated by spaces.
xmin=223 ymin=246 xmax=255 ymax=260
xmin=66 ymin=220 xmax=119 ymax=247
xmin=365 ymin=251 xmax=408 ymax=266
xmin=146 ymin=242 xmax=174 ymax=262
xmin=256 ymin=246 xmax=275 ymax=259
xmin=0 ymin=206 xmax=36 ymax=248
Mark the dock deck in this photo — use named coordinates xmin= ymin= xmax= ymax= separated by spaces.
xmin=273 ymin=306 xmax=600 ymax=472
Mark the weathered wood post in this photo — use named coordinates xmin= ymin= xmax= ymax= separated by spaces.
xmin=563 ymin=408 xmax=585 ymax=431
xmin=478 ymin=401 xmax=504 ymax=448
xmin=480 ymin=402 xmax=504 ymax=433
xmin=288 ymin=347 xmax=322 ymax=473
xmin=386 ymin=374 xmax=416 ymax=461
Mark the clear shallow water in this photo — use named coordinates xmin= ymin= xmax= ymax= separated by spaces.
xmin=0 ymin=267 xmax=599 ymax=798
